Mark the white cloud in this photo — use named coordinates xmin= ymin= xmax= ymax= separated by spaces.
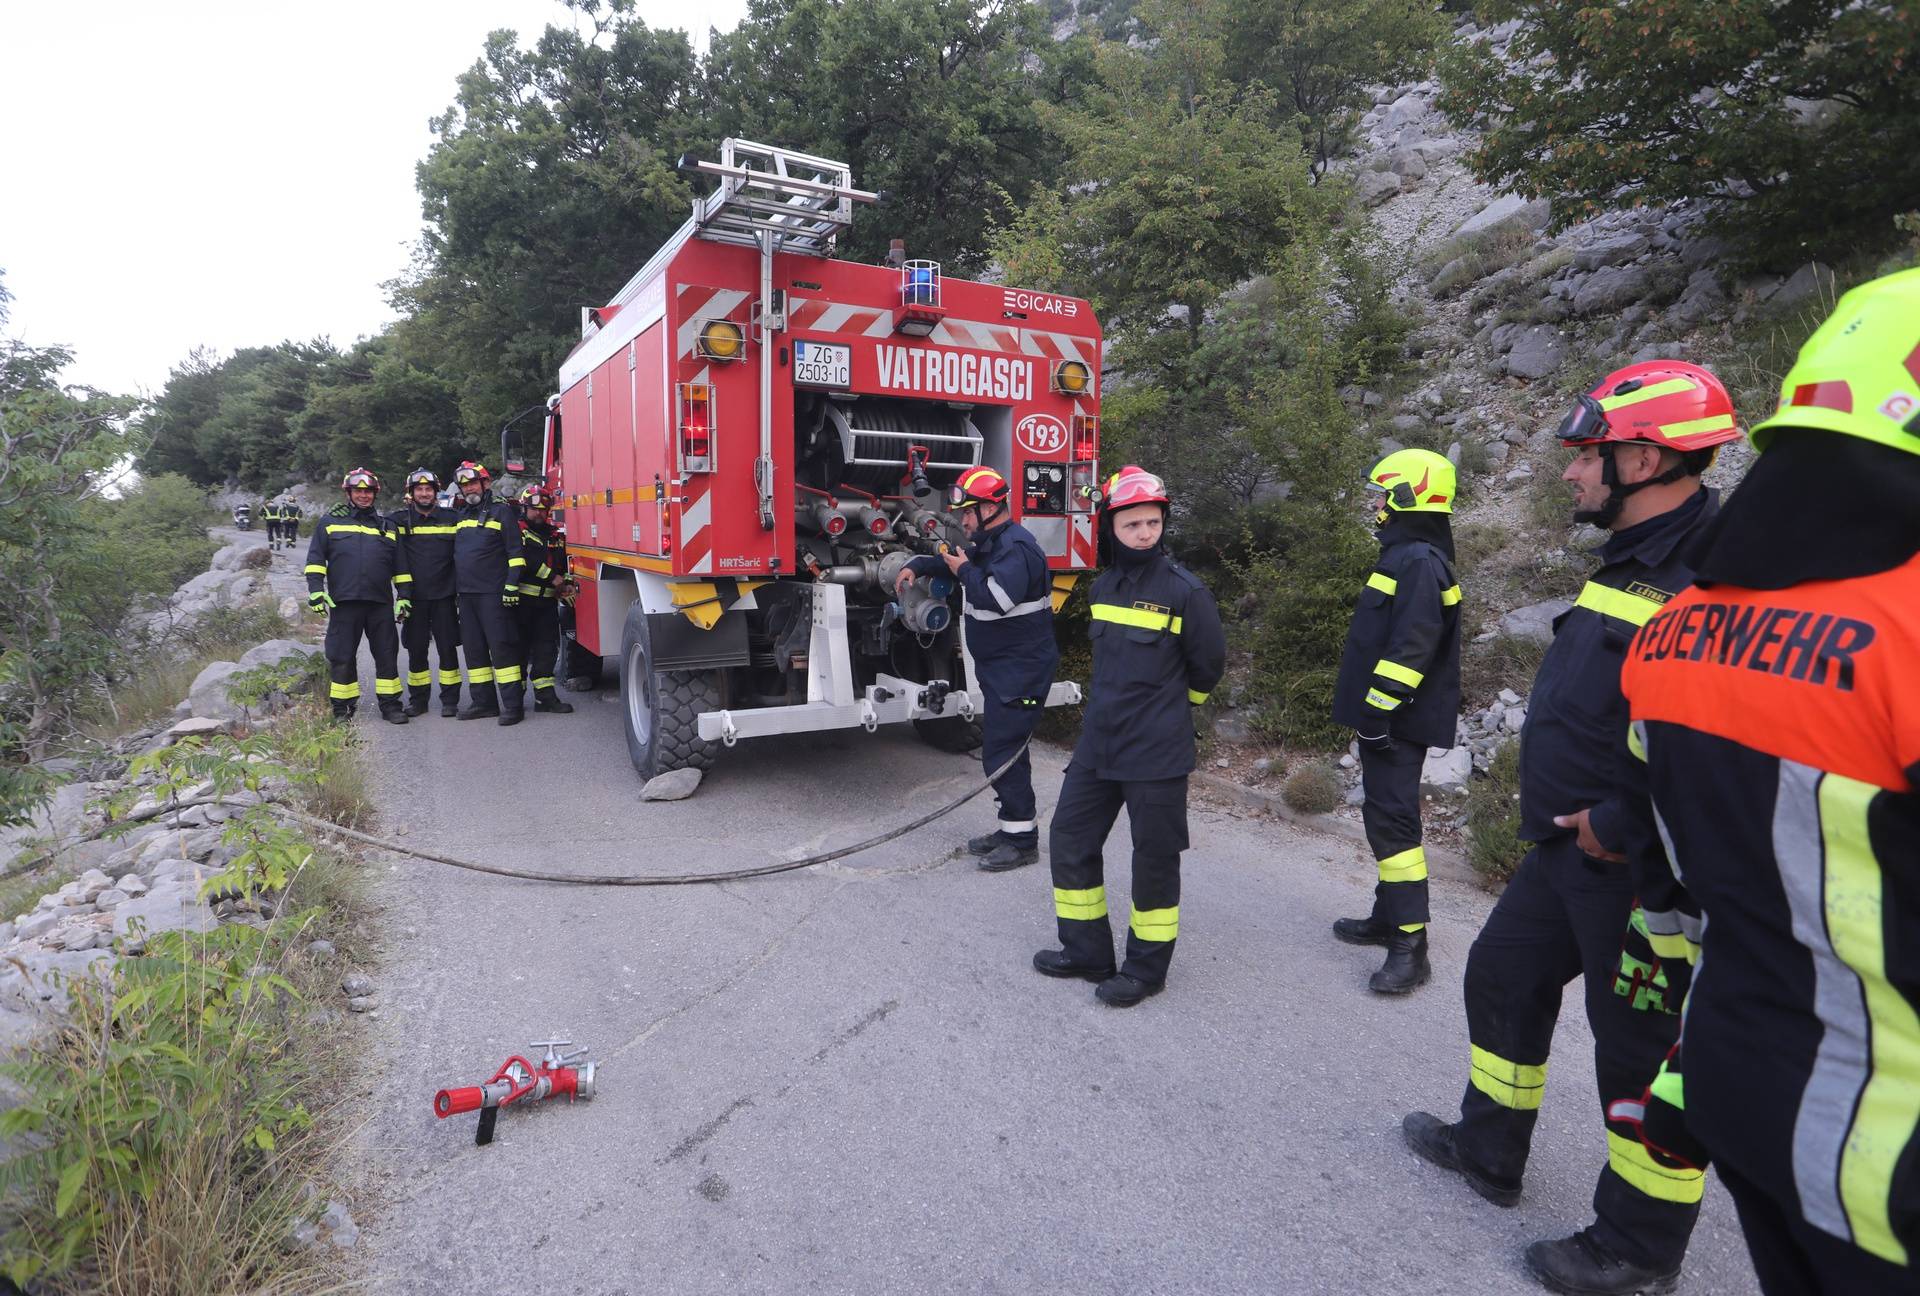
xmin=0 ymin=0 xmax=744 ymax=397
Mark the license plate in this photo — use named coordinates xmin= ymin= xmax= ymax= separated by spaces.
xmin=793 ymin=340 xmax=851 ymax=388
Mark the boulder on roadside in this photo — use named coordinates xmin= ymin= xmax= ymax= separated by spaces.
xmin=188 ymin=660 xmax=247 ymax=723
xmin=641 ymin=769 xmax=703 ymax=802
xmin=236 ymin=639 xmax=321 ymax=673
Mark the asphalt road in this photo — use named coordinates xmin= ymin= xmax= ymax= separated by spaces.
xmin=336 ymin=651 xmax=1762 ymax=1296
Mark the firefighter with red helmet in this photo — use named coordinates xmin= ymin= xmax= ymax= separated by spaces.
xmin=391 ymin=468 xmax=463 ymax=717
xmin=1032 ymin=466 xmax=1224 ymax=1007
xmin=306 ymin=468 xmax=409 ymax=725
xmin=450 ymin=461 xmax=528 ymax=726
xmin=1401 ymin=362 xmax=1743 ymax=1293
xmin=1331 ymin=447 xmax=1464 ymax=995
xmin=510 ymin=484 xmax=574 ymax=715
xmin=1619 ymin=268 xmax=1920 ymax=1292
xmin=895 ymin=464 xmax=1059 ymax=871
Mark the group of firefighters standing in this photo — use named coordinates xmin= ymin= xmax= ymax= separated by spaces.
xmin=301 ymin=461 xmax=576 ymax=728
xmin=944 ymin=267 xmax=1915 ymax=1295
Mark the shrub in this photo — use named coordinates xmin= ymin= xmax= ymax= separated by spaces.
xmin=1466 ymin=740 xmax=1526 ymax=882
xmin=1460 ymin=632 xmax=1547 ymax=712
xmin=240 ymin=546 xmax=273 ymax=571
xmin=1424 ymin=221 xmax=1537 ymax=298
xmin=1282 ymin=759 xmax=1344 ymax=815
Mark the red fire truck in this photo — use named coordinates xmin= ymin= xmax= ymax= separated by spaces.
xmin=513 ymin=141 xmax=1101 ymax=781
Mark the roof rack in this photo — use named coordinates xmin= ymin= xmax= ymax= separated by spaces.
xmin=677 ymin=139 xmax=879 ymax=255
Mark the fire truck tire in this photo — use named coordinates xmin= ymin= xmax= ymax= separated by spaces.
xmin=913 ymin=715 xmax=983 ymax=754
xmin=621 ymin=605 xmax=719 ymax=778
xmin=560 ymin=605 xmax=602 ymax=689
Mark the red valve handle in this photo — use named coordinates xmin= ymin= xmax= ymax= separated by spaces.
xmin=434 ymin=1087 xmax=484 ymax=1118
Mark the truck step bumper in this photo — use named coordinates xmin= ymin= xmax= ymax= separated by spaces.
xmin=696 ymin=677 xmax=1082 ymax=745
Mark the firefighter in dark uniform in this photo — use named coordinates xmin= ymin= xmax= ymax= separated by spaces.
xmin=450 ymin=461 xmax=528 ymax=726
xmin=258 ymin=498 xmax=279 ymax=547
xmin=1032 ymin=466 xmax=1225 ymax=1007
xmin=1620 ymin=269 xmax=1920 ymax=1295
xmin=1401 ymin=361 xmax=1744 ymax=1295
xmin=282 ymin=496 xmax=302 ymax=549
xmin=510 ymin=484 xmax=574 ymax=715
xmin=305 ymin=468 xmax=409 ymax=725
xmin=896 ymin=465 xmax=1057 ymax=871
xmin=1331 ymin=447 xmax=1463 ymax=995
xmin=391 ymin=468 xmax=463 ymax=717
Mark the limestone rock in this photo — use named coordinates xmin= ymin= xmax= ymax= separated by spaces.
xmin=1770 ymin=261 xmax=1835 ymax=309
xmin=1421 ymin=745 xmax=1472 ymax=795
xmin=1503 ymin=327 xmax=1568 ymax=380
xmin=1574 ymin=232 xmax=1650 ymax=272
xmin=236 ymin=639 xmax=320 ymax=672
xmin=188 ymin=660 xmax=246 ymax=723
xmin=1454 ymin=195 xmax=1550 ymax=240
xmin=1499 ymin=598 xmax=1573 ymax=647
xmin=1573 ymin=264 xmax=1655 ymax=317
xmin=641 ymin=768 xmax=704 ymax=802
xmin=1356 ymin=170 xmax=1401 ymax=208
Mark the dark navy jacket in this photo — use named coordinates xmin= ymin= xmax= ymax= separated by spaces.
xmin=909 ymin=518 xmax=1057 ymax=705
xmin=1519 ymin=487 xmax=1717 ymax=847
xmin=390 ymin=503 xmax=460 ymax=601
xmin=452 ymin=491 xmax=527 ymax=596
xmin=1074 ymin=548 xmax=1226 ymax=782
xmin=1332 ymin=523 xmax=1463 ymax=750
xmin=305 ymin=505 xmax=399 ymax=604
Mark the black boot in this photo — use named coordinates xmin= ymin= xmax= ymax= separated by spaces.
xmin=1333 ymin=916 xmax=1392 ymax=946
xmin=379 ymin=700 xmax=409 ymax=725
xmin=456 ymin=685 xmax=499 ymax=721
xmin=1401 ymin=1112 xmax=1522 ymax=1207
xmin=1032 ymin=949 xmax=1116 ymax=982
xmin=533 ymin=686 xmax=573 ymax=714
xmin=979 ymin=833 xmax=1038 ymax=872
xmin=404 ymin=692 xmax=429 ymax=717
xmin=329 ymin=700 xmax=354 ymax=724
xmin=1094 ymin=972 xmax=1164 ymax=1008
xmin=968 ymin=829 xmax=1008 ymax=856
xmin=1523 ymin=1227 xmax=1680 ymax=1295
xmin=440 ymin=690 xmax=460 ymax=718
xmin=497 ymin=687 xmax=525 ymax=727
xmin=1370 ymin=927 xmax=1431 ymax=994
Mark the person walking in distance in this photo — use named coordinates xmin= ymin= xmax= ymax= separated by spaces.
xmin=450 ymin=461 xmax=528 ymax=727
xmin=510 ymin=484 xmax=574 ymax=715
xmin=1619 ymin=269 xmax=1920 ymax=1295
xmin=1330 ymin=447 xmax=1464 ymax=995
xmin=1402 ymin=361 xmax=1744 ymax=1295
xmin=1032 ymin=466 xmax=1224 ymax=1007
xmin=895 ymin=465 xmax=1058 ymax=871
xmin=391 ymin=468 xmax=464 ymax=718
xmin=306 ymin=468 xmax=409 ymax=725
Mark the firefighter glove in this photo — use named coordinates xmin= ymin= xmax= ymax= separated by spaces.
xmin=394 ymin=598 xmax=412 ymax=622
xmin=1608 ymin=1071 xmax=1707 ymax=1173
xmin=308 ymin=591 xmax=335 ymax=615
xmin=501 ymin=587 xmax=521 ymax=609
xmin=1356 ymin=727 xmax=1393 ymax=753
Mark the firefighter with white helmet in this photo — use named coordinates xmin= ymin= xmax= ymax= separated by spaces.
xmin=450 ymin=461 xmax=529 ymax=726
xmin=1330 ymin=446 xmax=1464 ymax=995
xmin=895 ymin=464 xmax=1059 ymax=871
xmin=306 ymin=468 xmax=409 ymax=724
xmin=1402 ymin=360 xmax=1743 ymax=1295
xmin=1032 ymin=466 xmax=1224 ymax=1007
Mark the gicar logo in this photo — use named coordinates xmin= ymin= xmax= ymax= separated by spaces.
xmin=1016 ymin=414 xmax=1068 ymax=455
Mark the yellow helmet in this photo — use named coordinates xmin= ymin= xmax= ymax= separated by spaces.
xmin=1750 ymin=266 xmax=1920 ymax=457
xmin=1367 ymin=447 xmax=1456 ymax=514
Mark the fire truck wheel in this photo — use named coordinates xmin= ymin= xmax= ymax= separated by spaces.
xmin=560 ymin=605 xmax=602 ymax=689
xmin=621 ymin=604 xmax=720 ymax=778
xmin=912 ymin=715 xmax=983 ymax=754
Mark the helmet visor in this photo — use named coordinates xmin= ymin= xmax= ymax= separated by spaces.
xmin=1555 ymin=394 xmax=1610 ymax=445
xmin=946 ymin=483 xmax=981 ymax=510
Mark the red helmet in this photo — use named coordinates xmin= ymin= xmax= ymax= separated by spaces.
xmin=948 ymin=465 xmax=1010 ymax=509
xmin=453 ymin=460 xmax=492 ymax=486
xmin=1556 ymin=361 xmax=1741 ymax=454
xmin=519 ymin=484 xmax=556 ymax=510
xmin=1102 ymin=464 xmax=1169 ymax=512
xmin=340 ymin=467 xmax=380 ymax=492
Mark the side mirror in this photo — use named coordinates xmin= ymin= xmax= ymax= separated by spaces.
xmin=505 ymin=459 xmax=527 ymax=475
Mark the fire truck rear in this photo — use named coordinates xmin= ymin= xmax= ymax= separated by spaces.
xmin=515 ymin=141 xmax=1101 ymax=781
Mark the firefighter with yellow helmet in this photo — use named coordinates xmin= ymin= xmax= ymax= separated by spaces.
xmin=1403 ymin=361 xmax=1743 ymax=1295
xmin=1618 ymin=267 xmax=1920 ymax=1292
xmin=1331 ymin=447 xmax=1463 ymax=994
xmin=1031 ymin=466 xmax=1224 ymax=1007
xmin=896 ymin=464 xmax=1058 ymax=872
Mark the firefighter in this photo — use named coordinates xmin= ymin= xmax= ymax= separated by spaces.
xmin=510 ymin=484 xmax=574 ymax=715
xmin=1400 ymin=361 xmax=1743 ymax=1294
xmin=259 ymin=498 xmax=279 ymax=546
xmin=1330 ymin=447 xmax=1463 ymax=995
xmin=895 ymin=464 xmax=1058 ymax=871
xmin=450 ymin=460 xmax=527 ymax=726
xmin=391 ymin=468 xmax=463 ymax=717
xmin=1032 ymin=466 xmax=1225 ymax=1007
xmin=1619 ymin=268 xmax=1920 ymax=1294
xmin=306 ymin=468 xmax=408 ymax=725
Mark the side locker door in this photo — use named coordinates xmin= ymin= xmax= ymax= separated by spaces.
xmin=635 ymin=320 xmax=671 ymax=556
xmin=610 ymin=340 xmax=637 ymax=551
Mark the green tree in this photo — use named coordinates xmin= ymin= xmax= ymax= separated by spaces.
xmin=1438 ymin=0 xmax=1920 ymax=263
xmin=291 ymin=333 xmax=467 ymax=482
xmin=1221 ymin=0 xmax=1447 ymax=178
xmin=137 ymin=341 xmax=336 ymax=489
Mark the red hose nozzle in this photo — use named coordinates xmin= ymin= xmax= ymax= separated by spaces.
xmin=434 ymin=1086 xmax=484 ymax=1118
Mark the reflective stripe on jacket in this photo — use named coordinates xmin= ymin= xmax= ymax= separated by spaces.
xmin=452 ymin=493 xmax=526 ymax=594
xmin=1332 ymin=529 xmax=1462 ymax=749
xmin=392 ymin=503 xmax=461 ymax=600
xmin=304 ymin=506 xmax=399 ymax=602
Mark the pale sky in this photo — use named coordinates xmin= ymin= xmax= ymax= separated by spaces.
xmin=0 ymin=0 xmax=747 ymax=399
